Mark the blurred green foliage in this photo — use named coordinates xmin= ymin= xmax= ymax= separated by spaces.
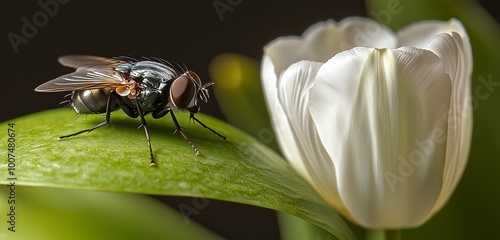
xmin=0 ymin=186 xmax=222 ymax=240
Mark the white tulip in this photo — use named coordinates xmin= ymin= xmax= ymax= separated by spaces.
xmin=261 ymin=17 xmax=472 ymax=228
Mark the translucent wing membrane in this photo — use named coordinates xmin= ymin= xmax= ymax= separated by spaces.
xmin=58 ymin=55 xmax=124 ymax=69
xmin=35 ymin=55 xmax=127 ymax=92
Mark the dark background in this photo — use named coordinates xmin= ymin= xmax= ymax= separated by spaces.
xmin=1 ymin=0 xmax=498 ymax=239
xmin=1 ymin=0 xmax=368 ymax=122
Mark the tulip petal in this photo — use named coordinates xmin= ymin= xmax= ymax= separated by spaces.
xmin=264 ymin=18 xmax=397 ymax=78
xmin=309 ymin=47 xmax=452 ymax=228
xmin=261 ymin=56 xmax=315 ymax=183
xmin=397 ymin=18 xmax=469 ymax=48
xmin=426 ymin=26 xmax=473 ymax=213
xmin=277 ymin=60 xmax=347 ymax=214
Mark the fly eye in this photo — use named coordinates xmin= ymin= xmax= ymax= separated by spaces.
xmin=188 ymin=70 xmax=201 ymax=85
xmin=170 ymin=75 xmax=196 ymax=108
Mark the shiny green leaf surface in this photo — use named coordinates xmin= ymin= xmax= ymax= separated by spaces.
xmin=0 ymin=109 xmax=355 ymax=240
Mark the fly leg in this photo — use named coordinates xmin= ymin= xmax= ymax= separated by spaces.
xmin=134 ymin=99 xmax=156 ymax=166
xmin=59 ymin=92 xmax=113 ymax=140
xmin=170 ymin=111 xmax=201 ymax=156
xmin=190 ymin=113 xmax=227 ymax=140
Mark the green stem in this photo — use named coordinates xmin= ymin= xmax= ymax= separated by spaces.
xmin=365 ymin=229 xmax=402 ymax=240
xmin=365 ymin=229 xmax=384 ymax=240
xmin=385 ymin=230 xmax=402 ymax=240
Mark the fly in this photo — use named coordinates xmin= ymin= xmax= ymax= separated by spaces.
xmin=35 ymin=55 xmax=227 ymax=166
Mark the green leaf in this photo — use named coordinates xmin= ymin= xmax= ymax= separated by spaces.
xmin=0 ymin=186 xmax=223 ymax=240
xmin=0 ymin=109 xmax=355 ymax=240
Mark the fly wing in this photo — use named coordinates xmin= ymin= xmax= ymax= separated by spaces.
xmin=58 ymin=55 xmax=123 ymax=70
xmin=35 ymin=55 xmax=127 ymax=92
xmin=35 ymin=70 xmax=125 ymax=92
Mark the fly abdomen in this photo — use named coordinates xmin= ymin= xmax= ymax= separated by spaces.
xmin=71 ymin=89 xmax=117 ymax=114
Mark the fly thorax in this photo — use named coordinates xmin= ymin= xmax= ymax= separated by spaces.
xmin=137 ymin=87 xmax=166 ymax=111
xmin=129 ymin=61 xmax=174 ymax=111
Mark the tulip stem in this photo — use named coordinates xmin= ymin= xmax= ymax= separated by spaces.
xmin=365 ymin=229 xmax=401 ymax=240
xmin=385 ymin=230 xmax=401 ymax=240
